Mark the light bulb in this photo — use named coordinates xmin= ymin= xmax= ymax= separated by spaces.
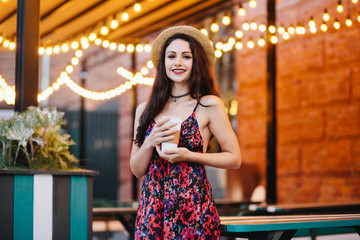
xmin=118 ymin=43 xmax=126 ymax=52
xmin=110 ymin=42 xmax=117 ymax=50
xmin=258 ymin=37 xmax=265 ymax=47
xmin=121 ymin=11 xmax=129 ymax=22
xmin=71 ymin=57 xmax=79 ymax=65
xmin=345 ymin=16 xmax=352 ymax=27
xmin=235 ymin=30 xmax=243 ymax=38
xmin=278 ymin=26 xmax=285 ymax=34
xmin=222 ymin=15 xmax=231 ymax=26
xmin=100 ymin=26 xmax=109 ymax=35
xmin=200 ymin=28 xmax=208 ymax=36
xmin=337 ymin=1 xmax=343 ymax=13
xmin=136 ymin=44 xmax=144 ymax=52
xmin=247 ymin=40 xmax=255 ymax=48
xmin=53 ymin=45 xmax=60 ymax=54
xmin=71 ymin=41 xmax=79 ymax=49
xmin=134 ymin=3 xmax=141 ymax=12
xmin=249 ymin=0 xmax=256 ymax=8
xmin=242 ymin=22 xmax=250 ymax=31
xmin=215 ymin=49 xmax=222 ymax=58
xmin=38 ymin=47 xmax=45 ymax=55
xmin=46 ymin=46 xmax=53 ymax=55
xmin=250 ymin=21 xmax=257 ymax=30
xmin=268 ymin=25 xmax=276 ymax=34
xmin=210 ymin=22 xmax=219 ymax=32
xmin=61 ymin=43 xmax=69 ymax=52
xmin=333 ymin=19 xmax=340 ymax=29
xmin=259 ymin=24 xmax=267 ymax=32
xmin=88 ymin=32 xmax=97 ymax=41
xmin=110 ymin=19 xmax=119 ymax=29
xmin=308 ymin=17 xmax=316 ymax=28
xmin=144 ymin=43 xmax=151 ymax=52
xmin=235 ymin=41 xmax=243 ymax=50
xmin=270 ymin=35 xmax=278 ymax=44
xmin=102 ymin=40 xmax=110 ymax=48
xmin=238 ymin=4 xmax=246 ymax=16
xmin=288 ymin=25 xmax=295 ymax=34
xmin=127 ymin=44 xmax=134 ymax=53
xmin=323 ymin=9 xmax=330 ymax=22
xmin=321 ymin=22 xmax=328 ymax=32
xmin=282 ymin=32 xmax=290 ymax=40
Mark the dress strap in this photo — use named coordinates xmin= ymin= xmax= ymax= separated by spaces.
xmin=192 ymin=101 xmax=200 ymax=113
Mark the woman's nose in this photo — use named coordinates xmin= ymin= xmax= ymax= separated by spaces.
xmin=174 ymin=56 xmax=182 ymax=66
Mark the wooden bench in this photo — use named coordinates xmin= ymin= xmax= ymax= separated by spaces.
xmin=220 ymin=213 xmax=360 ymax=240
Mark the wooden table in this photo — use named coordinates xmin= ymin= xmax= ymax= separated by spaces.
xmin=220 ymin=214 xmax=360 ymax=240
xmin=93 ymin=206 xmax=138 ymax=240
xmin=247 ymin=202 xmax=360 ymax=215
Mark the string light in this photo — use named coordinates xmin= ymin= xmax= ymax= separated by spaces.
xmin=102 ymin=40 xmax=110 ymax=48
xmin=3 ymin=39 xmax=9 ymax=48
xmin=222 ymin=12 xmax=231 ymax=26
xmin=333 ymin=18 xmax=340 ymax=29
xmin=242 ymin=22 xmax=250 ymax=31
xmin=95 ymin=38 xmax=102 ymax=46
xmin=88 ymin=32 xmax=97 ymax=42
xmin=60 ymin=43 xmax=69 ymax=52
xmin=352 ymin=0 xmax=358 ymax=3
xmin=215 ymin=49 xmax=222 ymax=58
xmin=100 ymin=25 xmax=109 ymax=35
xmin=134 ymin=2 xmax=141 ymax=12
xmin=336 ymin=1 xmax=343 ymax=13
xmin=259 ymin=24 xmax=267 ymax=32
xmin=38 ymin=47 xmax=45 ymax=55
xmin=9 ymin=42 xmax=15 ymax=50
xmin=110 ymin=18 xmax=119 ymax=29
xmin=109 ymin=42 xmax=117 ymax=50
xmin=277 ymin=26 xmax=285 ymax=34
xmin=247 ymin=39 xmax=255 ymax=48
xmin=282 ymin=32 xmax=290 ymax=40
xmin=147 ymin=60 xmax=154 ymax=69
xmin=75 ymin=49 xmax=83 ymax=58
xmin=321 ymin=21 xmax=328 ymax=32
xmin=308 ymin=16 xmax=316 ymax=28
xmin=345 ymin=16 xmax=352 ymax=27
xmin=268 ymin=25 xmax=276 ymax=34
xmin=45 ymin=46 xmax=53 ymax=55
xmin=323 ymin=9 xmax=330 ymax=22
xmin=238 ymin=3 xmax=246 ymax=16
xmin=53 ymin=45 xmax=61 ymax=54
xmin=71 ymin=57 xmax=79 ymax=65
xmin=200 ymin=28 xmax=208 ymax=36
xmin=235 ymin=30 xmax=243 ymax=38
xmin=270 ymin=35 xmax=278 ymax=44
xmin=121 ymin=11 xmax=129 ymax=22
xmin=358 ymin=11 xmax=360 ymax=22
xmin=210 ymin=22 xmax=219 ymax=32
xmin=258 ymin=37 xmax=265 ymax=47
xmin=288 ymin=25 xmax=295 ymax=34
xmin=250 ymin=21 xmax=257 ymax=30
xmin=144 ymin=43 xmax=151 ymax=53
xmin=118 ymin=43 xmax=126 ymax=52
xmin=136 ymin=44 xmax=144 ymax=53
xmin=249 ymin=0 xmax=257 ymax=8
xmin=296 ymin=23 xmax=306 ymax=34
xmin=126 ymin=44 xmax=135 ymax=53
xmin=235 ymin=41 xmax=243 ymax=50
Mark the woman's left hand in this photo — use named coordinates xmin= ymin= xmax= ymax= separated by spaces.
xmin=155 ymin=145 xmax=191 ymax=163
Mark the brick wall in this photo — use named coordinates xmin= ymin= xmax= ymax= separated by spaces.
xmin=235 ymin=0 xmax=360 ymax=203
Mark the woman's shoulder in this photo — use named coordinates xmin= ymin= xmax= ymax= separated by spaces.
xmin=199 ymin=95 xmax=224 ymax=107
xmin=136 ymin=102 xmax=148 ymax=116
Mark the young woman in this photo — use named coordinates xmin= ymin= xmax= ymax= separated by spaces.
xmin=130 ymin=25 xmax=241 ymax=239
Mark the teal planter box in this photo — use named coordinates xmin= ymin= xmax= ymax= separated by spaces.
xmin=0 ymin=170 xmax=98 ymax=240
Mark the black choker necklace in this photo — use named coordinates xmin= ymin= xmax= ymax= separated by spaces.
xmin=170 ymin=92 xmax=190 ymax=102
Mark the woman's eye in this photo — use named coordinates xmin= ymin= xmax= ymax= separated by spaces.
xmin=167 ymin=55 xmax=175 ymax=59
xmin=184 ymin=55 xmax=192 ymax=59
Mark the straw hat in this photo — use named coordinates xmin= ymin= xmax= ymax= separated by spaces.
xmin=151 ymin=25 xmax=215 ymax=68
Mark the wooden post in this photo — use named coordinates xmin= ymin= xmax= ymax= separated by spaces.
xmin=266 ymin=0 xmax=277 ymax=204
xmin=15 ymin=0 xmax=40 ymax=112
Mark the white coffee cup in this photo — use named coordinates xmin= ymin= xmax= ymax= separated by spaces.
xmin=161 ymin=116 xmax=182 ymax=153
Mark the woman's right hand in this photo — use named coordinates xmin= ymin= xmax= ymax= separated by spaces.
xmin=143 ymin=117 xmax=178 ymax=148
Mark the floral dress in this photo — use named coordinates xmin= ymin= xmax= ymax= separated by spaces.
xmin=135 ymin=103 xmax=220 ymax=240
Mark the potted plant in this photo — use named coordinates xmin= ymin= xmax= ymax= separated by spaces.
xmin=0 ymin=106 xmax=97 ymax=240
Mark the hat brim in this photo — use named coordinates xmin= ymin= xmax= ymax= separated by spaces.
xmin=151 ymin=25 xmax=215 ymax=68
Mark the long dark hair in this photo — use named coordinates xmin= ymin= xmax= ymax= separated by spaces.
xmin=134 ymin=33 xmax=220 ymax=146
